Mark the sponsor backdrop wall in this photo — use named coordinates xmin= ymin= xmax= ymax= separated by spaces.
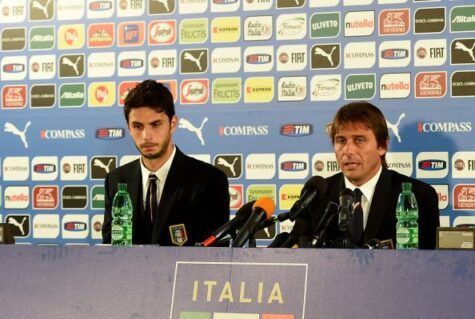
xmin=0 ymin=0 xmax=474 ymax=245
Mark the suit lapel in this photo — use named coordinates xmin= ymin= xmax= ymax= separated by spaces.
xmin=363 ymin=168 xmax=392 ymax=243
xmin=151 ymin=147 xmax=186 ymax=243
xmin=126 ymin=160 xmax=143 ymax=220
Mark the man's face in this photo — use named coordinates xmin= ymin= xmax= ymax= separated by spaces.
xmin=333 ymin=122 xmax=386 ymax=186
xmin=127 ymin=106 xmax=176 ymax=160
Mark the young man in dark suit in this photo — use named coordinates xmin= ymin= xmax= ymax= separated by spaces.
xmin=293 ymin=101 xmax=439 ymax=249
xmin=102 ymin=80 xmax=229 ymax=246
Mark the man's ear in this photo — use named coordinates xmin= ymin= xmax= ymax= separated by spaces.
xmin=170 ymin=115 xmax=178 ymax=133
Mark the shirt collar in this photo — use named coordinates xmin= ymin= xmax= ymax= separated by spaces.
xmin=343 ymin=165 xmax=382 ymax=201
xmin=140 ymin=145 xmax=176 ymax=185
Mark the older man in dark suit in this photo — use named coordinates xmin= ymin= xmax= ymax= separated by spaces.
xmin=102 ymin=80 xmax=229 ymax=246
xmin=293 ymin=102 xmax=439 ymax=249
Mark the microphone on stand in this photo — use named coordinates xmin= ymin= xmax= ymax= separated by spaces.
xmin=311 ymin=202 xmax=338 ymax=248
xmin=233 ymin=197 xmax=275 ymax=248
xmin=199 ymin=200 xmax=256 ymax=247
xmin=288 ymin=176 xmax=327 ymax=221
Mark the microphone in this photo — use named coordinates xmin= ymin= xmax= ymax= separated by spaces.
xmin=337 ymin=188 xmax=354 ymax=233
xmin=288 ymin=176 xmax=327 ymax=221
xmin=232 ymin=197 xmax=275 ymax=247
xmin=311 ymin=202 xmax=338 ymax=248
xmin=200 ymin=200 xmax=256 ymax=247
xmin=267 ymin=232 xmax=291 ymax=248
xmin=286 ymin=219 xmax=314 ymax=248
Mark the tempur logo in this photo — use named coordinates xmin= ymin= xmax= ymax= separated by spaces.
xmin=40 ymin=129 xmax=86 ymax=139
xmin=417 ymin=121 xmax=472 ymax=133
xmin=219 ymin=125 xmax=268 ymax=136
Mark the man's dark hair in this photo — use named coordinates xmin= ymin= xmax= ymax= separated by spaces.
xmin=124 ymin=80 xmax=175 ymax=122
xmin=330 ymin=101 xmax=389 ymax=168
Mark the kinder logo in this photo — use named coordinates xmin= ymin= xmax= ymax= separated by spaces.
xmin=211 ymin=47 xmax=241 ymax=74
xmin=311 ymin=74 xmax=341 ymax=101
xmin=453 ymin=184 xmax=475 ymax=210
xmin=276 ymin=44 xmax=307 ymax=72
xmin=276 ymin=14 xmax=307 ymax=40
xmin=244 ymin=16 xmax=273 ymax=41
xmin=4 ymin=186 xmax=29 ymax=209
xmin=415 ymin=72 xmax=447 ymax=98
xmin=149 ymin=49 xmax=177 ymax=76
xmin=87 ymin=52 xmax=115 ymax=78
xmin=119 ymin=81 xmax=139 ymax=105
xmin=431 ymin=185 xmax=448 ymax=210
xmin=414 ymin=39 xmax=447 ymax=67
xmin=344 ymin=42 xmax=376 ymax=69
xmin=278 ymin=77 xmax=306 ymax=102
xmin=33 ymin=186 xmax=59 ymax=209
xmin=379 ymin=9 xmax=410 ymax=35
xmin=118 ymin=51 xmax=146 ymax=76
xmin=88 ymin=23 xmax=114 ymax=48
xmin=96 ymin=128 xmax=125 ymax=140
xmin=344 ymin=11 xmax=374 ymax=37
xmin=379 ymin=41 xmax=411 ymax=68
xmin=417 ymin=121 xmax=472 ymax=133
xmin=118 ymin=22 xmax=145 ymax=46
xmin=380 ymin=73 xmax=411 ymax=99
xmin=148 ymin=20 xmax=176 ymax=45
xmin=280 ymin=123 xmax=313 ymax=137
xmin=229 ymin=185 xmax=243 ymax=210
xmin=180 ymin=79 xmax=209 ymax=104
xmin=245 ymin=153 xmax=276 ymax=180
xmin=2 ymin=85 xmax=27 ymax=109
xmin=278 ymin=154 xmax=309 ymax=179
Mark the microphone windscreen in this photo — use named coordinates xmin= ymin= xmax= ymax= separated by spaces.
xmin=303 ymin=176 xmax=327 ymax=196
xmin=252 ymin=197 xmax=275 ymax=219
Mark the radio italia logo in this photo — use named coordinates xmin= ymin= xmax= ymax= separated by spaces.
xmin=170 ymin=262 xmax=307 ymax=319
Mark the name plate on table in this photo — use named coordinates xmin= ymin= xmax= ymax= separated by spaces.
xmin=437 ymin=227 xmax=474 ymax=250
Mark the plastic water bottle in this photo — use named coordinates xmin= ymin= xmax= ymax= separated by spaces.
xmin=111 ymin=183 xmax=133 ymax=246
xmin=396 ymin=182 xmax=419 ymax=249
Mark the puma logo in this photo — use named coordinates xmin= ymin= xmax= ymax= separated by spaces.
xmin=61 ymin=56 xmax=82 ymax=75
xmin=386 ymin=113 xmax=406 ymax=143
xmin=152 ymin=0 xmax=170 ymax=12
xmin=93 ymin=158 xmax=114 ymax=174
xmin=178 ymin=117 xmax=208 ymax=146
xmin=7 ymin=216 xmax=28 ymax=236
xmin=455 ymin=41 xmax=475 ymax=62
xmin=217 ymin=157 xmax=239 ymax=177
xmin=314 ymin=46 xmax=337 ymax=66
xmin=4 ymin=121 xmax=31 ymax=149
xmin=32 ymin=0 xmax=51 ymax=18
xmin=183 ymin=52 xmax=205 ymax=71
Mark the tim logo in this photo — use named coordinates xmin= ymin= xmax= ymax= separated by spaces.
xmin=3 ymin=63 xmax=25 ymax=73
xmin=381 ymin=49 xmax=408 ymax=59
xmin=214 ymin=155 xmax=243 ymax=178
xmin=89 ymin=1 xmax=113 ymax=11
xmin=6 ymin=215 xmax=30 ymax=237
xmin=34 ymin=163 xmax=56 ymax=173
xmin=246 ymin=54 xmax=272 ymax=64
xmin=120 ymin=59 xmax=144 ymax=69
xmin=96 ymin=128 xmax=125 ymax=140
xmin=280 ymin=124 xmax=313 ymax=137
xmin=64 ymin=222 xmax=87 ymax=231
xmin=170 ymin=262 xmax=307 ymax=319
xmin=281 ymin=161 xmax=307 ymax=171
xmin=418 ymin=160 xmax=446 ymax=171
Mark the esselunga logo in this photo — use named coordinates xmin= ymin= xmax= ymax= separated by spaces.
xmin=88 ymin=82 xmax=115 ymax=107
xmin=180 ymin=79 xmax=209 ymax=104
xmin=244 ymin=77 xmax=274 ymax=103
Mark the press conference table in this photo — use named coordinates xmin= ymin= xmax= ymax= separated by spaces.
xmin=0 ymin=246 xmax=473 ymax=319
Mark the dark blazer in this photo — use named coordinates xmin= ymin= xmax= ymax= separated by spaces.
xmin=102 ymin=147 xmax=230 ymax=246
xmin=293 ymin=167 xmax=440 ymax=249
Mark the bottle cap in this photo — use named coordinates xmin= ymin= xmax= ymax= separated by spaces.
xmin=402 ymin=182 xmax=412 ymax=191
xmin=118 ymin=183 xmax=127 ymax=190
